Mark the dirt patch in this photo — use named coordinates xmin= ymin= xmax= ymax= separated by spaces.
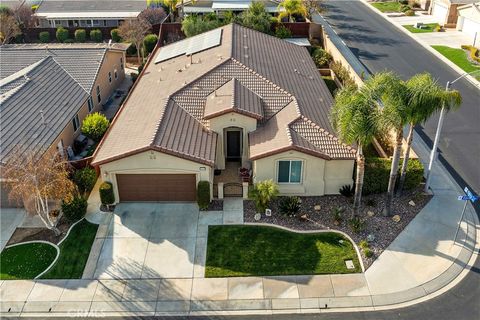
xmin=244 ymin=187 xmax=431 ymax=269
xmin=6 ymin=217 xmax=73 ymax=246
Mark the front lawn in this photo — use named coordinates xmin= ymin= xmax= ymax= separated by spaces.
xmin=41 ymin=219 xmax=98 ymax=279
xmin=371 ymin=1 xmax=401 ymax=12
xmin=432 ymin=45 xmax=480 ymax=80
xmin=403 ymin=23 xmax=439 ymax=33
xmin=205 ymin=225 xmax=361 ymax=277
xmin=0 ymin=242 xmax=57 ymax=280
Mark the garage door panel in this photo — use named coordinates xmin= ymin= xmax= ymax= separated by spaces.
xmin=116 ymin=174 xmax=196 ymax=202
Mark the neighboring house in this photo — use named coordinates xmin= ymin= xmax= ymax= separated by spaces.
xmin=430 ymin=0 xmax=477 ymax=27
xmin=456 ymin=2 xmax=480 ymax=37
xmin=179 ymin=0 xmax=281 ymax=14
xmin=34 ymin=0 xmax=147 ymax=28
xmin=91 ymin=24 xmax=356 ymax=203
xmin=0 ymin=43 xmax=128 ymax=207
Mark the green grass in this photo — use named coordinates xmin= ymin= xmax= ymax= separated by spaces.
xmin=205 ymin=225 xmax=361 ymax=277
xmin=41 ymin=219 xmax=98 ymax=279
xmin=371 ymin=1 xmax=401 ymax=12
xmin=1 ymin=243 xmax=57 ymax=280
xmin=403 ymin=23 xmax=439 ymax=33
xmin=322 ymin=76 xmax=338 ymax=95
xmin=432 ymin=45 xmax=480 ymax=80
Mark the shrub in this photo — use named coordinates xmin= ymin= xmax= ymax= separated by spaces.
xmin=364 ymin=248 xmax=373 ymax=258
xmin=339 ymin=184 xmax=355 ymax=197
xmin=349 ymin=216 xmax=365 ymax=233
xmin=73 ymin=167 xmax=97 ymax=194
xmin=197 ymin=181 xmax=210 ymax=210
xmin=126 ymin=44 xmax=137 ymax=56
xmin=61 ymin=195 xmax=87 ymax=222
xmin=111 ymin=28 xmax=121 ymax=42
xmin=275 ymin=25 xmax=292 ymax=39
xmin=330 ymin=61 xmax=357 ymax=88
xmin=99 ymin=182 xmax=115 ymax=205
xmin=404 ymin=9 xmax=415 ymax=16
xmin=90 ymin=29 xmax=102 ymax=42
xmin=81 ymin=112 xmax=110 ymax=142
xmin=181 ymin=15 xmax=223 ymax=38
xmin=56 ymin=27 xmax=69 ymax=43
xmin=249 ymin=180 xmax=279 ymax=213
xmin=312 ymin=47 xmax=332 ymax=68
xmin=143 ymin=34 xmax=158 ymax=54
xmin=331 ymin=207 xmax=344 ymax=223
xmin=279 ymin=196 xmax=301 ymax=217
xmin=74 ymin=29 xmax=86 ymax=42
xmin=461 ymin=44 xmax=480 ymax=63
xmin=363 ymin=158 xmax=423 ymax=195
xmin=63 ymin=38 xmax=74 ymax=43
xmin=359 ymin=240 xmax=369 ymax=250
xmin=39 ymin=31 xmax=50 ymax=43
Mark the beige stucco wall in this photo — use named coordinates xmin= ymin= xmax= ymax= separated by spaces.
xmin=208 ymin=112 xmax=257 ymax=170
xmin=99 ymin=150 xmax=213 ymax=203
xmin=253 ymin=150 xmax=354 ymax=196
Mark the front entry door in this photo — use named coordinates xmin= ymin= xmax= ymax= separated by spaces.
xmin=226 ymin=130 xmax=241 ymax=161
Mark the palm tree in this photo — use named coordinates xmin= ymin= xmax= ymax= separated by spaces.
xmin=330 ymin=84 xmax=381 ymax=218
xmin=163 ymin=0 xmax=180 ymax=22
xmin=397 ymin=74 xmax=462 ymax=195
xmin=278 ymin=0 xmax=307 ymax=22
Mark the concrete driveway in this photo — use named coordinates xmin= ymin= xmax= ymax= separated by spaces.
xmin=93 ymin=203 xmax=200 ymax=279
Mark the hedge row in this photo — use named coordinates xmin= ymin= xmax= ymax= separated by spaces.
xmin=363 ymin=157 xmax=424 ymax=195
xmin=40 ymin=27 xmax=104 ymax=43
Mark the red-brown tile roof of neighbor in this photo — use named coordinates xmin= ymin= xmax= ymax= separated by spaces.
xmin=92 ymin=24 xmax=355 ymax=167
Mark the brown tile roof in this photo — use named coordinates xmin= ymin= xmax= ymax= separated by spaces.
xmin=92 ymin=24 xmax=355 ymax=167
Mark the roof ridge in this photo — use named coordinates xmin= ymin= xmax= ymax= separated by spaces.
xmin=150 ymin=97 xmax=175 ymax=146
xmin=50 ymin=55 xmax=90 ymax=94
xmin=0 ymin=57 xmax=48 ymax=87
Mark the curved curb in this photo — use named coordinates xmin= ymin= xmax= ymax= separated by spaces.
xmin=244 ymin=222 xmax=366 ymax=272
xmin=3 ymin=240 xmax=60 ymax=280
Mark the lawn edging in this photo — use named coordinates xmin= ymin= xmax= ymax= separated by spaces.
xmin=3 ymin=240 xmax=60 ymax=280
xmin=360 ymin=0 xmax=480 ymax=88
xmin=244 ymin=222 xmax=365 ymax=272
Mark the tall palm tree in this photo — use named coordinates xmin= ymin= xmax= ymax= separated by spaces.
xmin=331 ymin=84 xmax=381 ymax=218
xmin=278 ymin=0 xmax=307 ymax=22
xmin=164 ymin=0 xmax=180 ymax=22
xmin=397 ymin=74 xmax=462 ymax=194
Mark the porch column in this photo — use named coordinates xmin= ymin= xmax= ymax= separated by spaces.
xmin=218 ymin=182 xmax=224 ymax=199
xmin=242 ymin=182 xmax=249 ymax=199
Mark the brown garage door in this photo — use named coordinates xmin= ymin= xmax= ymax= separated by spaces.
xmin=116 ymin=174 xmax=196 ymax=202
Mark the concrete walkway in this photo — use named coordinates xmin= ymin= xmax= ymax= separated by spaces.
xmin=0 ymin=209 xmax=25 ymax=250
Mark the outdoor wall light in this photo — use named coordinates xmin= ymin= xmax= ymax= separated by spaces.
xmin=199 ymin=167 xmax=206 ymax=171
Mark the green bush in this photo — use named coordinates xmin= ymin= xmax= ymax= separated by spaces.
xmin=359 ymin=240 xmax=369 ymax=250
xmin=143 ymin=34 xmax=158 ymax=54
xmin=249 ymin=179 xmax=279 ymax=213
xmin=181 ymin=15 xmax=223 ymax=38
xmin=331 ymin=207 xmax=344 ymax=223
xmin=364 ymin=248 xmax=373 ymax=258
xmin=63 ymin=38 xmax=74 ymax=43
xmin=73 ymin=167 xmax=97 ymax=194
xmin=81 ymin=112 xmax=110 ymax=142
xmin=90 ymin=29 xmax=102 ymax=42
xmin=349 ymin=216 xmax=365 ymax=233
xmin=330 ymin=61 xmax=357 ymax=88
xmin=39 ymin=31 xmax=50 ymax=43
xmin=61 ymin=195 xmax=88 ymax=222
xmin=197 ymin=181 xmax=210 ymax=210
xmin=111 ymin=28 xmax=121 ymax=42
xmin=99 ymin=182 xmax=115 ymax=205
xmin=279 ymin=196 xmax=301 ymax=217
xmin=312 ymin=47 xmax=332 ymax=67
xmin=74 ymin=29 xmax=86 ymax=42
xmin=126 ymin=44 xmax=137 ymax=56
xmin=363 ymin=157 xmax=423 ymax=195
xmin=56 ymin=27 xmax=69 ymax=43
xmin=404 ymin=9 xmax=415 ymax=16
xmin=274 ymin=25 xmax=292 ymax=39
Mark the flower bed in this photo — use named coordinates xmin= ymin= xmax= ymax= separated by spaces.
xmin=244 ymin=187 xmax=431 ymax=269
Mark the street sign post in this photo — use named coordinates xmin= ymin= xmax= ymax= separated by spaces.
xmin=455 ymin=187 xmax=478 ymax=241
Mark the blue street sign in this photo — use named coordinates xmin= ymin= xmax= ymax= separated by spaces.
xmin=458 ymin=187 xmax=479 ymax=203
xmin=458 ymin=195 xmax=470 ymax=201
xmin=464 ymin=187 xmax=474 ymax=198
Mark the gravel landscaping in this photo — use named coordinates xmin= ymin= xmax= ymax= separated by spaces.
xmin=244 ymin=187 xmax=431 ymax=269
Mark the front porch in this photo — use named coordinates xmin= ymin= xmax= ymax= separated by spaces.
xmin=213 ymin=161 xmax=250 ymax=199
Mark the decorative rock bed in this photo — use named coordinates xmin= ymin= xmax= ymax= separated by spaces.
xmin=244 ymin=187 xmax=432 ymax=269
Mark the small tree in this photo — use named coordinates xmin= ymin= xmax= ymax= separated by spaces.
xmin=181 ymin=14 xmax=222 ymax=37
xmin=275 ymin=25 xmax=292 ymax=39
xmin=0 ymin=13 xmax=21 ymax=44
xmin=139 ymin=7 xmax=167 ymax=25
xmin=118 ymin=18 xmax=151 ymax=64
xmin=74 ymin=29 xmax=86 ymax=42
xmin=250 ymin=180 xmax=279 ymax=213
xmin=111 ymin=28 xmax=121 ymax=42
xmin=163 ymin=0 xmax=180 ymax=22
xmin=81 ymin=112 xmax=110 ymax=142
xmin=39 ymin=31 xmax=50 ymax=43
xmin=197 ymin=181 xmax=210 ymax=210
xmin=89 ymin=29 xmax=102 ymax=42
xmin=278 ymin=0 xmax=307 ymax=22
xmin=99 ymin=182 xmax=115 ymax=207
xmin=13 ymin=4 xmax=36 ymax=29
xmin=143 ymin=34 xmax=158 ymax=54
xmin=3 ymin=149 xmax=76 ymax=234
xmin=56 ymin=26 xmax=68 ymax=42
xmin=240 ymin=2 xmax=272 ymax=34
xmin=73 ymin=167 xmax=97 ymax=194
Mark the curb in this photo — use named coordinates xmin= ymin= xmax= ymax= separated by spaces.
xmin=359 ymin=0 xmax=480 ymax=88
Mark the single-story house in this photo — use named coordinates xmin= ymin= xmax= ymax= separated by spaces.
xmin=430 ymin=0 xmax=477 ymax=27
xmin=179 ymin=0 xmax=282 ymax=14
xmin=91 ymin=24 xmax=356 ymax=203
xmin=0 ymin=43 xmax=128 ymax=207
xmin=34 ymin=0 xmax=147 ymax=28
xmin=456 ymin=2 xmax=480 ymax=36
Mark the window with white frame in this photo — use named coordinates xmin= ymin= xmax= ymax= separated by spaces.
xmin=87 ymin=96 xmax=94 ymax=112
xmin=96 ymin=85 xmax=101 ymax=103
xmin=72 ymin=114 xmax=80 ymax=132
xmin=277 ymin=160 xmax=303 ymax=183
xmin=108 ymin=71 xmax=112 ymax=83
xmin=114 ymin=69 xmax=118 ymax=79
